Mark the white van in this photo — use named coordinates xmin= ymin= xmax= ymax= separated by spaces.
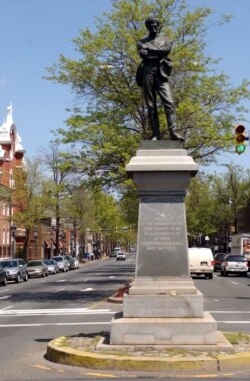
xmin=188 ymin=248 xmax=214 ymax=279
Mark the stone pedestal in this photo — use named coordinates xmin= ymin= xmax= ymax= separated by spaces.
xmin=110 ymin=141 xmax=218 ymax=346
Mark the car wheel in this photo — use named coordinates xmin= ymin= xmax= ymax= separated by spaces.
xmin=206 ymin=273 xmax=213 ymax=279
xmin=42 ymin=272 xmax=46 ymax=277
xmin=16 ymin=273 xmax=21 ymax=283
xmin=24 ymin=272 xmax=28 ymax=282
xmin=2 ymin=277 xmax=7 ymax=286
xmin=224 ymin=270 xmax=228 ymax=276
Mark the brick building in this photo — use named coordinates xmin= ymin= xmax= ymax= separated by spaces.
xmin=0 ymin=104 xmax=25 ymax=258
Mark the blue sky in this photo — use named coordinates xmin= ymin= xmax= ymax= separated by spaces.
xmin=0 ymin=0 xmax=249 ymax=171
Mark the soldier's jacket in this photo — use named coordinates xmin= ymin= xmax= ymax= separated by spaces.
xmin=136 ymin=34 xmax=173 ymax=87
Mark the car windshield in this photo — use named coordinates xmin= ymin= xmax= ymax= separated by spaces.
xmin=215 ymin=254 xmax=226 ymax=260
xmin=0 ymin=261 xmax=18 ymax=268
xmin=44 ymin=260 xmax=53 ymax=265
xmin=227 ymin=256 xmax=246 ymax=262
xmin=28 ymin=261 xmax=43 ymax=267
xmin=52 ymin=257 xmax=62 ymax=262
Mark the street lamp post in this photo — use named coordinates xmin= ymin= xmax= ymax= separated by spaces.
xmin=33 ymin=227 xmax=38 ymax=259
xmin=10 ymin=223 xmax=17 ymax=258
xmin=205 ymin=235 xmax=210 ymax=248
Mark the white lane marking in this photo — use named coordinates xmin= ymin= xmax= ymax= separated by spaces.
xmin=0 ymin=322 xmax=110 ymax=328
xmin=217 ymin=321 xmax=250 ymax=324
xmin=1 ymin=305 xmax=13 ymax=311
xmin=52 ymin=288 xmax=64 ymax=293
xmin=0 ymin=308 xmax=113 ymax=316
xmin=109 ymin=276 xmax=114 ymax=278
xmin=230 ymin=281 xmax=238 ymax=285
xmin=0 ymin=288 xmax=10 ymax=293
xmin=0 ymin=295 xmax=10 ymax=300
xmin=210 ymin=311 xmax=250 ymax=313
xmin=81 ymin=288 xmax=94 ymax=291
xmin=55 ymin=280 xmax=66 ymax=283
xmin=213 ymin=300 xmax=219 ymax=302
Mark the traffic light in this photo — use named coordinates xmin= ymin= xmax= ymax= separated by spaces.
xmin=234 ymin=125 xmax=248 ymax=154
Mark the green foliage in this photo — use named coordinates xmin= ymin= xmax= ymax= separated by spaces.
xmin=61 ymin=186 xmax=95 ymax=234
xmin=0 ymin=184 xmax=12 ymax=204
xmin=45 ymin=0 xmax=250 ymax=193
xmin=12 ymin=159 xmax=52 ymax=228
xmin=186 ymin=164 xmax=250 ymax=238
xmin=186 ymin=174 xmax=218 ymax=236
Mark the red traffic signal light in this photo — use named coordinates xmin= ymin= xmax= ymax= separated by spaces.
xmin=234 ymin=125 xmax=248 ymax=154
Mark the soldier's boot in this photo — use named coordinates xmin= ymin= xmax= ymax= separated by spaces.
xmin=166 ymin=111 xmax=185 ymax=142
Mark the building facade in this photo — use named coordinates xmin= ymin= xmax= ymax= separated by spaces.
xmin=0 ymin=104 xmax=25 ymax=258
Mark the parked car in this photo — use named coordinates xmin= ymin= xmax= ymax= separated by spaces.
xmin=213 ymin=253 xmax=227 ymax=272
xmin=64 ymin=255 xmax=75 ymax=270
xmin=43 ymin=259 xmax=59 ymax=274
xmin=221 ymin=255 xmax=248 ymax=277
xmin=51 ymin=256 xmax=69 ymax=272
xmin=0 ymin=258 xmax=28 ymax=283
xmin=27 ymin=260 xmax=49 ymax=278
xmin=0 ymin=266 xmax=7 ymax=286
xmin=116 ymin=252 xmax=126 ymax=261
xmin=109 ymin=251 xmax=118 ymax=258
xmin=188 ymin=248 xmax=214 ymax=279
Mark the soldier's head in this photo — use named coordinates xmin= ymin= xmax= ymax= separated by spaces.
xmin=145 ymin=17 xmax=161 ymax=35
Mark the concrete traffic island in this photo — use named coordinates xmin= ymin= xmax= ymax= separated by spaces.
xmin=46 ymin=142 xmax=249 ymax=375
xmin=46 ymin=332 xmax=250 ymax=373
xmin=110 ymin=142 xmax=227 ymax=348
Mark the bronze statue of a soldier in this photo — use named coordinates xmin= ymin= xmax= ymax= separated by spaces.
xmin=136 ymin=17 xmax=184 ymax=141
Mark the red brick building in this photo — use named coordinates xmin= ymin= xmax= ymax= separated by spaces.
xmin=0 ymin=104 xmax=25 ymax=258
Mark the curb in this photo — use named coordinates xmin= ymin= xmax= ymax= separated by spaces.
xmin=46 ymin=335 xmax=250 ymax=373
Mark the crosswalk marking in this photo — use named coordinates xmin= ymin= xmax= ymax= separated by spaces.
xmin=52 ymin=288 xmax=64 ymax=293
xmin=0 ymin=308 xmax=113 ymax=317
xmin=81 ymin=288 xmax=94 ymax=291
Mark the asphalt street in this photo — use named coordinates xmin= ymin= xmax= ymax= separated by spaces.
xmin=0 ymin=254 xmax=250 ymax=380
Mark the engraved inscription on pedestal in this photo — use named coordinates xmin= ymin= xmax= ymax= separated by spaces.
xmin=123 ymin=293 xmax=204 ymax=318
xmin=136 ymin=196 xmax=189 ymax=277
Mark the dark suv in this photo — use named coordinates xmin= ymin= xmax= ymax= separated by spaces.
xmin=0 ymin=259 xmax=28 ymax=283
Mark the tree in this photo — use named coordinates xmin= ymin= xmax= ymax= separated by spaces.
xmin=186 ymin=164 xmax=250 ymax=248
xmin=60 ymin=186 xmax=95 ymax=255
xmin=40 ymin=141 xmax=73 ymax=254
xmin=210 ymin=164 xmax=250 ymax=234
xmin=12 ymin=158 xmax=52 ymax=257
xmin=186 ymin=174 xmax=217 ymax=243
xmin=45 ymin=0 xmax=250 ymax=193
